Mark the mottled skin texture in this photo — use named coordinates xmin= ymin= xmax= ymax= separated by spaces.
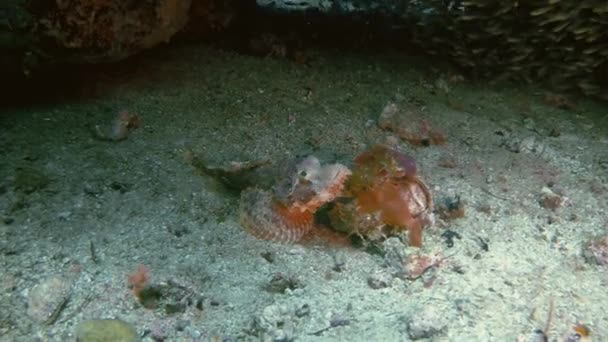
xmin=239 ymin=156 xmax=351 ymax=243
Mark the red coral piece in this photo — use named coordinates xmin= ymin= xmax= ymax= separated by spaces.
xmin=127 ymin=265 xmax=150 ymax=299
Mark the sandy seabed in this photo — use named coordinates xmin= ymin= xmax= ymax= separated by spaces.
xmin=1 ymin=44 xmax=607 ymax=341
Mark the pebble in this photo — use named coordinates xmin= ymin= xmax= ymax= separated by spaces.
xmin=405 ymin=306 xmax=447 ymax=340
xmin=75 ymin=319 xmax=139 ymax=342
xmin=583 ymin=235 xmax=608 ymax=266
xmin=26 ymin=274 xmax=73 ymax=324
xmin=504 ymin=135 xmax=545 ymax=154
xmin=254 ymin=304 xmax=295 ymax=341
xmin=367 ymin=270 xmax=392 ymax=289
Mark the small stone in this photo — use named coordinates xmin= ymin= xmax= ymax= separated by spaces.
xmin=539 ymin=187 xmax=565 ymax=211
xmin=263 ymin=273 xmax=302 ymax=294
xmin=295 ymin=303 xmax=310 ymax=317
xmin=504 ymin=135 xmax=544 ymax=154
xmin=382 ymin=237 xmax=410 ymax=272
xmin=367 ymin=270 xmax=392 ymax=289
xmin=164 ymin=302 xmax=186 ymax=315
xmin=583 ymin=235 xmax=608 ymax=266
xmin=377 ymin=102 xmax=400 ymax=129
xmin=519 ymin=136 xmax=542 ymax=153
xmin=75 ymin=319 xmax=139 ymax=342
xmin=598 ymin=156 xmax=608 ymax=170
xmin=253 ymin=304 xmax=295 ymax=341
xmin=405 ymin=306 xmax=447 ymax=340
xmin=27 ymin=274 xmax=73 ymax=323
xmin=14 ymin=167 xmax=51 ymax=194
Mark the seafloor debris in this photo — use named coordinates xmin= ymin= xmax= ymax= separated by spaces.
xmin=366 ymin=270 xmax=393 ymax=289
xmin=263 ymin=273 xmax=303 ymax=294
xmin=14 ymin=166 xmax=51 ymax=194
xmin=405 ymin=306 xmax=448 ymax=340
xmin=328 ymin=145 xmax=434 ymax=247
xmin=583 ymin=235 xmax=608 ymax=266
xmin=383 ymin=238 xmax=443 ymax=279
xmin=543 ymin=93 xmax=577 ymax=111
xmin=501 ymin=132 xmax=546 ymax=154
xmin=309 ymin=312 xmax=351 ymax=336
xmin=127 ymin=265 xmax=150 ymax=304
xmin=538 ymin=186 xmax=567 ymax=211
xmin=401 ymin=251 xmax=446 ymax=281
xmin=440 ymin=230 xmax=462 ymax=248
xmin=239 ymin=156 xmax=351 ymax=243
xmin=561 ymin=323 xmax=592 ymax=342
xmin=436 ymin=195 xmax=466 ymax=221
xmin=26 ymin=274 xmax=74 ymax=324
xmin=185 ymin=150 xmax=271 ymax=191
xmin=249 ymin=303 xmax=298 ymax=341
xmin=94 ymin=110 xmax=141 ymax=141
xmin=378 ymin=102 xmax=446 ymax=147
xmin=127 ymin=265 xmax=204 ymax=313
xmin=248 ymin=32 xmax=309 ymax=64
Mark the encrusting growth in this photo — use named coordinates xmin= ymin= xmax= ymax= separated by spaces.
xmin=329 ymin=145 xmax=434 ymax=247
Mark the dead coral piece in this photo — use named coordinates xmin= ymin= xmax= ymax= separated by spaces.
xmin=401 ymin=251 xmax=445 ymax=281
xmin=329 ymin=145 xmax=433 ymax=247
xmin=382 ymin=238 xmax=446 ymax=282
xmin=378 ymin=102 xmax=446 ymax=147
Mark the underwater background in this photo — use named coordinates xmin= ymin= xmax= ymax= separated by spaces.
xmin=1 ymin=1 xmax=607 ymax=341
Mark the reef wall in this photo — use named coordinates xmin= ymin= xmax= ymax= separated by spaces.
xmin=1 ymin=0 xmax=606 ymax=98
